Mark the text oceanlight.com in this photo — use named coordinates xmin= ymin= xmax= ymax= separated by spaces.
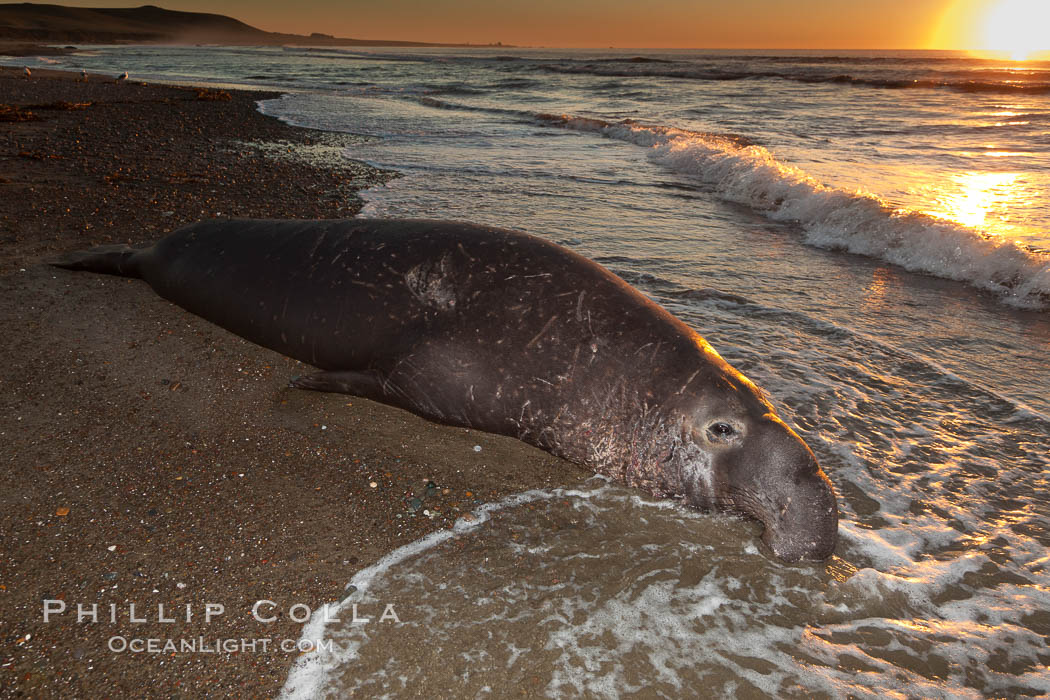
xmin=107 ymin=636 xmax=336 ymax=654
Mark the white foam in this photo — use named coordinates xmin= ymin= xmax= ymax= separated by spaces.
xmin=277 ymin=471 xmax=1050 ymax=698
xmin=279 ymin=480 xmax=615 ymax=700
xmin=277 ymin=527 xmax=458 ymax=699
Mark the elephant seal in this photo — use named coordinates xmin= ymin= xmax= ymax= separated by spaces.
xmin=54 ymin=218 xmax=838 ymax=561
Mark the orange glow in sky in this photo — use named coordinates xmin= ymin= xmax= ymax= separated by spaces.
xmin=40 ymin=0 xmax=1050 ymax=50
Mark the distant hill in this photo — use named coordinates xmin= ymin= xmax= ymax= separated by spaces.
xmin=0 ymin=3 xmax=470 ymax=47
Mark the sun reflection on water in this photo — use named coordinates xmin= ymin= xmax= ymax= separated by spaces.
xmin=861 ymin=266 xmax=894 ymax=315
xmin=919 ymin=171 xmax=1027 ymax=233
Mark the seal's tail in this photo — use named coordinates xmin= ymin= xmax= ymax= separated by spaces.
xmin=50 ymin=244 xmax=145 ymax=278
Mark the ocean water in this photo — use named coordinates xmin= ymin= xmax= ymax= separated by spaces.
xmin=13 ymin=46 xmax=1050 ymax=697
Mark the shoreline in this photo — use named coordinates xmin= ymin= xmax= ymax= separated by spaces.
xmin=0 ymin=67 xmax=586 ymax=698
xmin=0 ymin=65 xmax=389 ymax=273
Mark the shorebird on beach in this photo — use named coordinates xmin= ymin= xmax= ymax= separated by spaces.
xmin=115 ymin=71 xmax=128 ymax=83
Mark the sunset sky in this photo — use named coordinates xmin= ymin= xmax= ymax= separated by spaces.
xmin=47 ymin=0 xmax=1050 ymax=53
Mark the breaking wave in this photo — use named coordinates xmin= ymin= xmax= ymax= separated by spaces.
xmin=407 ymin=93 xmax=1050 ymax=309
xmin=536 ymin=114 xmax=1050 ymax=310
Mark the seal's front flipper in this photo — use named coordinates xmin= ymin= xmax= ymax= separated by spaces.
xmin=289 ymin=370 xmax=384 ymax=397
xmin=50 ymin=244 xmax=146 ymax=278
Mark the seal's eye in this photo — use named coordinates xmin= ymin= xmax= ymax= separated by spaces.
xmin=707 ymin=422 xmax=736 ymax=442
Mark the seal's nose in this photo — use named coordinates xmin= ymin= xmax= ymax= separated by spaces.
xmin=748 ymin=416 xmax=839 ymax=562
xmin=763 ymin=468 xmax=839 ymax=562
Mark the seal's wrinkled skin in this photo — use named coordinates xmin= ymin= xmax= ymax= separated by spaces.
xmin=54 ymin=219 xmax=838 ymax=562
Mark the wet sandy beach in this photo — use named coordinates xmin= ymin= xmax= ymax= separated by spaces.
xmin=0 ymin=66 xmax=586 ymax=698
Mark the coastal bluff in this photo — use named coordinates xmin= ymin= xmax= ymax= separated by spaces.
xmin=0 ymin=3 xmax=463 ymax=47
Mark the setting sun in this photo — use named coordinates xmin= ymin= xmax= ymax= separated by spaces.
xmin=981 ymin=0 xmax=1050 ymax=59
xmin=935 ymin=0 xmax=1050 ymax=58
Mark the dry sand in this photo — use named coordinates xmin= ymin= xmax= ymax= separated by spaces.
xmin=0 ymin=67 xmax=586 ymax=698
